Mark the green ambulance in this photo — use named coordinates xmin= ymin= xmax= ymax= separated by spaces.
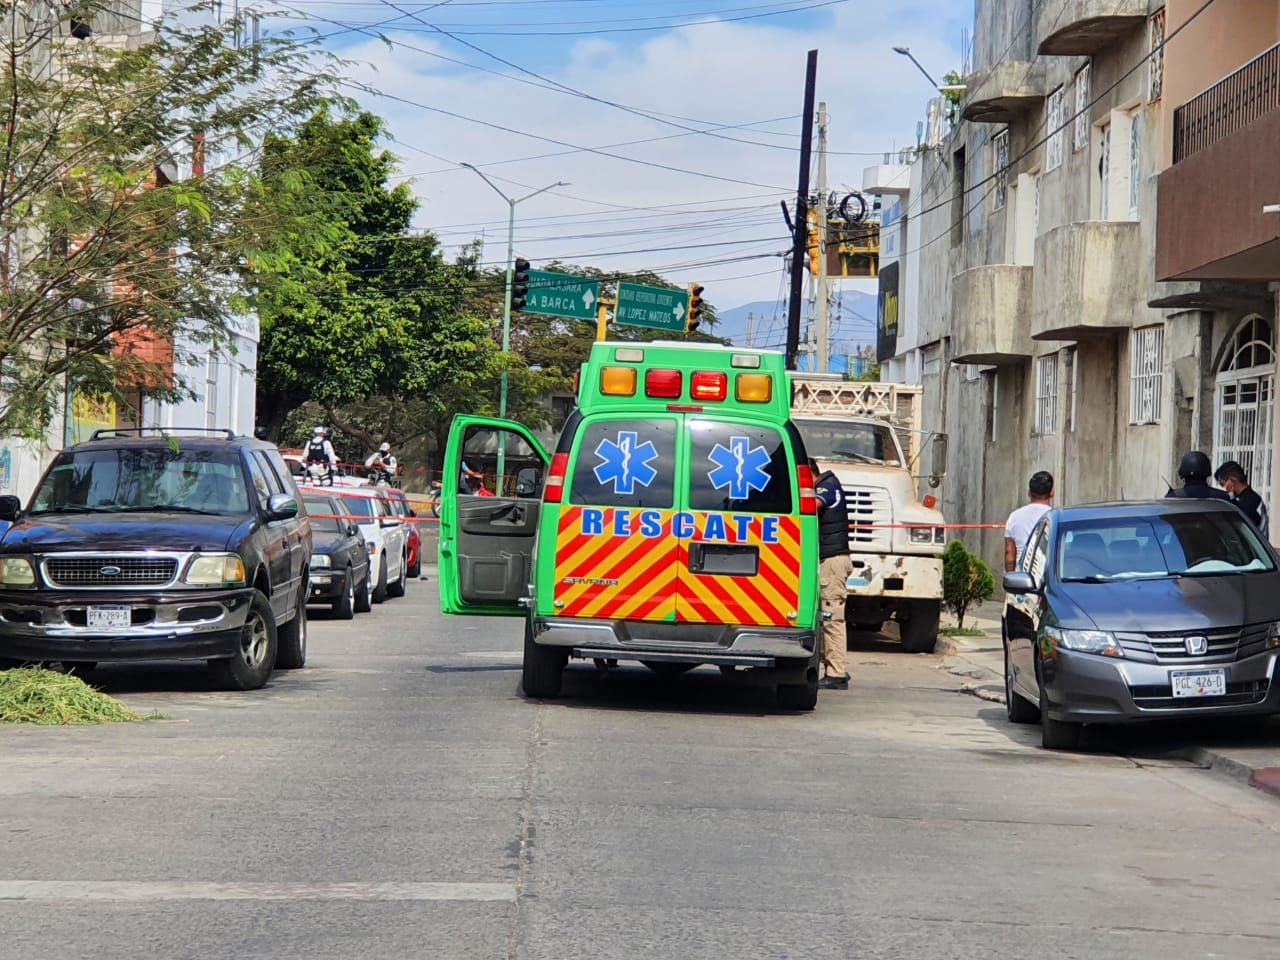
xmin=436 ymin=341 xmax=824 ymax=709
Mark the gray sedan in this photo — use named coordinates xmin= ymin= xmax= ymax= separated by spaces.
xmin=1002 ymin=499 xmax=1280 ymax=749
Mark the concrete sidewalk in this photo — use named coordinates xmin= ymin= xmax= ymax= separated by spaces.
xmin=937 ymin=604 xmax=1280 ymax=800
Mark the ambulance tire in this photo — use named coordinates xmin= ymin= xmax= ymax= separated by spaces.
xmin=522 ymin=621 xmax=566 ymax=699
xmin=899 ymin=599 xmax=941 ymax=653
xmin=777 ymin=673 xmax=818 ymax=711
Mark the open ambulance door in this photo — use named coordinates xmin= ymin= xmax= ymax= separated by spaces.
xmin=438 ymin=415 xmax=550 ymax=616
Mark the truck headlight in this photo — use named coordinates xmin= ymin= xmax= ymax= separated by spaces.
xmin=910 ymin=526 xmax=937 ymax=544
xmin=185 ymin=554 xmax=247 ymax=587
xmin=1045 ymin=626 xmax=1124 ymax=658
xmin=0 ymin=556 xmax=37 ymax=587
xmin=311 ymin=554 xmax=331 ymax=569
xmin=934 ymin=527 xmax=945 ymax=543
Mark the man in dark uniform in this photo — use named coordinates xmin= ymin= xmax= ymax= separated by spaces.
xmin=1165 ymin=451 xmax=1231 ymax=501
xmin=1215 ymin=460 xmax=1269 ymax=537
xmin=811 ymin=459 xmax=854 ymax=691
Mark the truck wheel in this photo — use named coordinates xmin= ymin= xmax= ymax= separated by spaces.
xmin=521 ymin=620 xmax=566 ymax=699
xmin=899 ymin=599 xmax=940 ymax=653
xmin=777 ymin=672 xmax=818 ymax=710
xmin=847 ymin=620 xmax=884 ymax=648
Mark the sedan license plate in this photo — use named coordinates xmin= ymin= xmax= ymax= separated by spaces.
xmin=87 ymin=605 xmax=131 ymax=629
xmin=1170 ymin=668 xmax=1226 ymax=698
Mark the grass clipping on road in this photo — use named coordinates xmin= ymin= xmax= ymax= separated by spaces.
xmin=0 ymin=667 xmax=161 ymax=725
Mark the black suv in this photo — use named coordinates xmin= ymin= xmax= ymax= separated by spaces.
xmin=0 ymin=429 xmax=312 ymax=690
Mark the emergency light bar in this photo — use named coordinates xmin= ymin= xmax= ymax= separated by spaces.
xmin=597 ymin=366 xmax=773 ymax=403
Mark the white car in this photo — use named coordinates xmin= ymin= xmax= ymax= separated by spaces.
xmin=333 ymin=488 xmax=409 ymax=603
xmin=283 ymin=454 xmax=369 ymax=489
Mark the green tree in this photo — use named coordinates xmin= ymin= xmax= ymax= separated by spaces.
xmin=253 ymin=109 xmax=495 ymax=439
xmin=942 ymin=539 xmax=996 ymax=629
xmin=0 ymin=3 xmax=341 ymax=436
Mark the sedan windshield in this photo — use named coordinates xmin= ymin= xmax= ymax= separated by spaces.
xmin=793 ymin=418 xmax=901 ymax=466
xmin=30 ymin=448 xmax=250 ymax=515
xmin=1058 ymin=511 xmax=1275 ymax=581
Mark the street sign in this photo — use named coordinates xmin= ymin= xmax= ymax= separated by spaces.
xmin=522 ymin=270 xmax=600 ymax=321
xmin=615 ymin=281 xmax=689 ymax=332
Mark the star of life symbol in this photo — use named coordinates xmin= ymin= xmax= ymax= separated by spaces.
xmin=707 ymin=436 xmax=771 ymax=499
xmin=593 ymin=431 xmax=658 ymax=495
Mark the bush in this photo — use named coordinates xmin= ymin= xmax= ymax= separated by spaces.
xmin=942 ymin=539 xmax=995 ymax=630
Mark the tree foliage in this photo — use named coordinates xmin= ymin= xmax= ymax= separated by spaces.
xmin=942 ymin=539 xmax=995 ymax=629
xmin=0 ymin=3 xmax=341 ymax=436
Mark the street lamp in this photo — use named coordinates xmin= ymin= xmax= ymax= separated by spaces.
xmin=893 ymin=46 xmax=940 ymax=89
xmin=461 ymin=163 xmax=567 ymax=486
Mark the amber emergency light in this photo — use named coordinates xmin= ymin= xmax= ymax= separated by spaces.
xmin=599 ymin=366 xmax=638 ymax=396
xmin=735 ymin=373 xmax=772 ymax=403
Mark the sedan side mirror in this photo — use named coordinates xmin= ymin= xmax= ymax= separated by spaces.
xmin=266 ymin=493 xmax=298 ymax=521
xmin=1002 ymin=571 xmax=1039 ymax=594
xmin=0 ymin=494 xmax=20 ymax=522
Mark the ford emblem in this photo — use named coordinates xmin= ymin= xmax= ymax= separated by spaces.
xmin=99 ymin=565 xmax=122 ymax=577
xmin=1184 ymin=635 xmax=1209 ymax=656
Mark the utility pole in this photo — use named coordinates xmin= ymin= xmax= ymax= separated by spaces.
xmin=815 ymin=101 xmax=830 ymax=373
xmin=785 ymin=49 xmax=818 ymax=371
xmin=745 ymin=310 xmax=754 ymax=348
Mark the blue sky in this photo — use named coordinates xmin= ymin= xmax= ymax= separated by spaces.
xmin=259 ymin=0 xmax=973 ymax=353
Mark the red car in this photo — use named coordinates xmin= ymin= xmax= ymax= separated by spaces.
xmin=380 ymin=487 xmax=422 ymax=579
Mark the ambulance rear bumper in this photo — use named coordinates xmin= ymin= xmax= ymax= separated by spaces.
xmin=533 ymin=616 xmax=818 ymax=668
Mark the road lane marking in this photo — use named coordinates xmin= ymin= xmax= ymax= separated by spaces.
xmin=0 ymin=881 xmax=516 ymax=902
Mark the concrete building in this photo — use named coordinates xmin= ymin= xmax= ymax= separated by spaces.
xmin=869 ymin=0 xmax=1280 ymax=572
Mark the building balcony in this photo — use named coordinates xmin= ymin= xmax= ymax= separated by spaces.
xmin=1031 ymin=221 xmax=1141 ymax=341
xmin=1158 ymin=41 xmax=1280 ymax=281
xmin=950 ymin=265 xmax=1034 ymax=363
xmin=961 ymin=61 xmax=1047 ymax=123
xmin=1035 ymin=0 xmax=1147 ymax=56
xmin=862 ymin=163 xmax=911 ymax=195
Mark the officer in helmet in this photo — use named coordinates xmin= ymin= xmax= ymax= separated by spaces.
xmin=1165 ymin=451 xmax=1231 ymax=500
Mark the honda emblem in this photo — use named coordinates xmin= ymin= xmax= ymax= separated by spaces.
xmin=1184 ymin=635 xmax=1209 ymax=656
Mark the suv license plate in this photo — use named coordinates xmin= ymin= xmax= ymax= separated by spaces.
xmin=1170 ymin=668 xmax=1226 ymax=698
xmin=87 ymin=606 xmax=131 ymax=629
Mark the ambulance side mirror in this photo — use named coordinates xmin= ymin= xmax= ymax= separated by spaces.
xmin=515 ymin=467 xmax=540 ymax=498
xmin=929 ymin=434 xmax=948 ymax=489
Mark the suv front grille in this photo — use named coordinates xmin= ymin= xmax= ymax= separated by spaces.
xmin=44 ymin=557 xmax=178 ymax=588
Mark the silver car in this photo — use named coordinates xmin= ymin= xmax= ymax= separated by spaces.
xmin=1002 ymin=499 xmax=1280 ymax=749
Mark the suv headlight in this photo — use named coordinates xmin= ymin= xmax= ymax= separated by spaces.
xmin=185 ymin=554 xmax=246 ymax=587
xmin=0 ymin=556 xmax=37 ymax=588
xmin=1045 ymin=626 xmax=1124 ymax=658
xmin=910 ymin=526 xmax=942 ymax=544
xmin=311 ymin=554 xmax=331 ymax=569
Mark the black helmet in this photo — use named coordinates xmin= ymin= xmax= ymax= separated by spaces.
xmin=1178 ymin=451 xmax=1212 ymax=481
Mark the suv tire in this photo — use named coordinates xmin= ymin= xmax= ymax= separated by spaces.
xmin=521 ymin=620 xmax=565 ymax=699
xmin=372 ymin=555 xmax=388 ymax=604
xmin=209 ymin=590 xmax=277 ymax=690
xmin=899 ymin=599 xmax=940 ymax=653
xmin=387 ymin=552 xmax=408 ymax=598
xmin=332 ymin=569 xmax=356 ymax=620
xmin=276 ymin=591 xmax=307 ymax=670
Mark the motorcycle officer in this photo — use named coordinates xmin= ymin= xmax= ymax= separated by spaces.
xmin=365 ymin=441 xmax=398 ymax=486
xmin=305 ymin=426 xmax=339 ymax=485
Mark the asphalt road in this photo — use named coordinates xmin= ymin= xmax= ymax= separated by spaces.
xmin=4 ymin=562 xmax=1280 ymax=959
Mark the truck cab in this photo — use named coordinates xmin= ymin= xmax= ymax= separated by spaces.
xmin=436 ymin=342 xmax=823 ymax=710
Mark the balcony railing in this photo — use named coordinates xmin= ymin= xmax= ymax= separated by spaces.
xmin=1173 ymin=41 xmax=1280 ymax=163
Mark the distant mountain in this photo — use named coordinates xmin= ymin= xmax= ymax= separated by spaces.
xmin=712 ymin=292 xmax=879 ymax=373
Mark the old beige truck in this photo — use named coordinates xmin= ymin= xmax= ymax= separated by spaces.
xmin=790 ymin=374 xmax=948 ymax=652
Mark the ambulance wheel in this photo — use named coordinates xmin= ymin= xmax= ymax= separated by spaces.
xmin=522 ymin=621 xmax=565 ymax=699
xmin=899 ymin=600 xmax=940 ymax=653
xmin=777 ymin=673 xmax=818 ymax=711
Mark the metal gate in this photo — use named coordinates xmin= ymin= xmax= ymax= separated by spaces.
xmin=1214 ymin=315 xmax=1275 ymax=507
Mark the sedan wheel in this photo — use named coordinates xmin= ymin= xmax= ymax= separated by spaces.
xmin=1005 ymin=641 xmax=1039 ymax=724
xmin=1037 ymin=660 xmax=1082 ymax=750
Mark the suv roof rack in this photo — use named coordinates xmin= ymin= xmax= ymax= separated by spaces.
xmin=88 ymin=427 xmax=238 ymax=441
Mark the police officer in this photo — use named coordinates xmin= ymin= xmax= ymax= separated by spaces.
xmin=811 ymin=459 xmax=854 ymax=691
xmin=1165 ymin=451 xmax=1231 ymax=501
xmin=365 ymin=442 xmax=397 ymax=484
xmin=304 ymin=426 xmax=338 ymax=484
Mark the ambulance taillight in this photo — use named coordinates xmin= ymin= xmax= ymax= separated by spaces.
xmin=795 ymin=463 xmax=818 ymax=515
xmin=690 ymin=371 xmax=727 ymax=401
xmin=645 ymin=369 xmax=682 ymax=398
xmin=543 ymin=452 xmax=570 ymax=504
xmin=600 ymin=367 xmax=637 ymax=396
xmin=735 ymin=373 xmax=772 ymax=403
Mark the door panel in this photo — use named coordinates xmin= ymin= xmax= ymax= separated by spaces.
xmin=550 ymin=416 xmax=681 ymax=622
xmin=439 ymin=416 xmax=549 ymax=616
xmin=676 ymin=418 xmax=805 ymax=627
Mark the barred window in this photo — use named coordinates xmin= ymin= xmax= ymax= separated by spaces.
xmin=1035 ymin=354 xmax=1058 ymax=435
xmin=1074 ymin=63 xmax=1091 ymax=152
xmin=1046 ymin=86 xmax=1065 ymax=172
xmin=1129 ymin=325 xmax=1164 ymax=424
xmin=1148 ymin=9 xmax=1165 ymax=102
xmin=992 ymin=129 xmax=1010 ymax=210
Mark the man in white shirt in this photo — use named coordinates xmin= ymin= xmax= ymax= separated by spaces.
xmin=1005 ymin=471 xmax=1054 ymax=572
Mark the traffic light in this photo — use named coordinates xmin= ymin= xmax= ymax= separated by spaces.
xmin=806 ymin=208 xmax=820 ymax=276
xmin=686 ymin=283 xmax=705 ymax=333
xmin=510 ymin=258 xmax=530 ymax=312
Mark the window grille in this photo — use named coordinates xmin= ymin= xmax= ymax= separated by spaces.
xmin=1046 ymin=87 xmax=1065 ymax=171
xmin=1149 ymin=10 xmax=1165 ymax=102
xmin=1035 ymin=354 xmax=1058 ymax=435
xmin=1074 ymin=63 xmax=1091 ymax=151
xmin=993 ymin=129 xmax=1009 ymax=210
xmin=1130 ymin=325 xmax=1164 ymax=424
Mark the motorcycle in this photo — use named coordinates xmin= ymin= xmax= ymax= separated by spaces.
xmin=426 ymin=476 xmax=493 ymax=518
